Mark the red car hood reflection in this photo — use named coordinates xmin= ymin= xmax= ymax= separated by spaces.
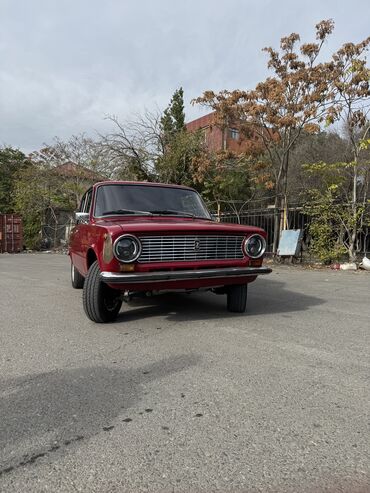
xmin=93 ymin=216 xmax=265 ymax=236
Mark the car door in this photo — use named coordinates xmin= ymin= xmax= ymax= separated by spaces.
xmin=70 ymin=191 xmax=91 ymax=274
xmin=79 ymin=189 xmax=93 ymax=273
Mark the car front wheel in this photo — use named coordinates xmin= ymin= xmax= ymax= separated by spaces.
xmin=83 ymin=261 xmax=122 ymax=323
xmin=226 ymin=284 xmax=248 ymax=313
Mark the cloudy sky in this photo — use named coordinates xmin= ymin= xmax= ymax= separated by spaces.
xmin=1 ymin=0 xmax=369 ymax=153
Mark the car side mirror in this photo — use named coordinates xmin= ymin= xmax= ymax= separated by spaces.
xmin=75 ymin=212 xmax=89 ymax=224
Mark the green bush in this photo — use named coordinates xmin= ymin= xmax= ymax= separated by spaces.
xmin=304 ymin=186 xmax=347 ymax=263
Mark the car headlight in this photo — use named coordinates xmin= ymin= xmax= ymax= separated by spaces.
xmin=244 ymin=234 xmax=266 ymax=259
xmin=113 ymin=234 xmax=141 ymax=263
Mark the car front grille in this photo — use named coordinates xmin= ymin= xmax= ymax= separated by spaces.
xmin=138 ymin=235 xmax=245 ymax=263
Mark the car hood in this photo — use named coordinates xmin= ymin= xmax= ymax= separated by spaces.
xmin=94 ymin=217 xmax=266 ymax=237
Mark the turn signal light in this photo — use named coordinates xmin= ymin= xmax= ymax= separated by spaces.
xmin=250 ymin=259 xmax=262 ymax=267
xmin=120 ymin=263 xmax=136 ymax=272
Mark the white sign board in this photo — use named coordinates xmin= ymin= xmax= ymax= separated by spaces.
xmin=277 ymin=229 xmax=302 ymax=257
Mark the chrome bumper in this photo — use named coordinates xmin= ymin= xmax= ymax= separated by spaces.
xmin=100 ymin=266 xmax=272 ymax=284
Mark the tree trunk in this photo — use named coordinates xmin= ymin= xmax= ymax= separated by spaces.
xmin=216 ymin=202 xmax=221 ymax=222
xmin=272 ymin=194 xmax=280 ymax=255
xmin=54 ymin=217 xmax=59 ymax=248
xmin=273 ymin=152 xmax=289 ymax=254
xmin=348 ymin=161 xmax=358 ymax=262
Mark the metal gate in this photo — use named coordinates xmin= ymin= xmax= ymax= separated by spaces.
xmin=0 ymin=214 xmax=23 ymax=253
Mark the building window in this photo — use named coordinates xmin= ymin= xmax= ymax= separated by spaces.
xmin=229 ymin=128 xmax=239 ymax=140
xmin=200 ymin=126 xmax=208 ymax=144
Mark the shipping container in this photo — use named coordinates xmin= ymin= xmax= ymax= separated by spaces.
xmin=0 ymin=214 xmax=23 ymax=253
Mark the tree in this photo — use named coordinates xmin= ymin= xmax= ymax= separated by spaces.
xmin=30 ymin=134 xmax=110 ymax=207
xmin=100 ymin=111 xmax=162 ymax=181
xmin=13 ymin=162 xmax=73 ymax=249
xmin=194 ymin=19 xmax=336 ymax=252
xmin=49 ymin=134 xmax=113 ymax=177
xmin=303 ymin=161 xmax=368 ymax=262
xmin=160 ymin=87 xmax=186 ymax=144
xmin=330 ymin=37 xmax=370 ymax=260
xmin=156 ymin=129 xmax=204 ymax=185
xmin=288 ymin=130 xmax=351 ymax=203
xmin=156 ymin=87 xmax=203 ymax=185
xmin=0 ymin=146 xmax=30 ymax=213
xmin=99 ymin=89 xmax=211 ymax=190
xmin=13 ymin=134 xmax=109 ymax=248
xmin=100 ymin=89 xmax=203 ymax=187
xmin=192 ymin=148 xmax=273 ymax=219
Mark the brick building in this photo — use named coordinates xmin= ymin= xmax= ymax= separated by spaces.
xmin=186 ymin=112 xmax=254 ymax=153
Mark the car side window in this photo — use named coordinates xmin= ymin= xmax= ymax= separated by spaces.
xmin=79 ymin=194 xmax=87 ymax=212
xmin=84 ymin=190 xmax=93 ymax=213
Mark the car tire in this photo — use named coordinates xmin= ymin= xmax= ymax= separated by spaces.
xmin=227 ymin=284 xmax=248 ymax=313
xmin=71 ymin=261 xmax=85 ymax=289
xmin=83 ymin=261 xmax=122 ymax=323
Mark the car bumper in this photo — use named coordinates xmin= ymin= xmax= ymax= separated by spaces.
xmin=100 ymin=266 xmax=272 ymax=284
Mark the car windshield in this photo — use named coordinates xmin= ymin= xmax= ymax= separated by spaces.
xmin=94 ymin=184 xmax=212 ymax=220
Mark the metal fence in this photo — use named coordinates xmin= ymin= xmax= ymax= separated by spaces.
xmin=216 ymin=206 xmax=309 ymax=253
xmin=39 ymin=203 xmax=370 ymax=256
xmin=217 ymin=205 xmax=370 ymax=256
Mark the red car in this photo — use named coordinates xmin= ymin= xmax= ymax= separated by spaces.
xmin=69 ymin=181 xmax=271 ymax=323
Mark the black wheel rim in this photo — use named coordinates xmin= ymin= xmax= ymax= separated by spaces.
xmin=102 ymin=285 xmax=120 ymax=312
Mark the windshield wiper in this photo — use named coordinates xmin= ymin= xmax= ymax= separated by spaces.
xmin=101 ymin=209 xmax=152 ymax=216
xmin=149 ymin=209 xmax=195 ymax=218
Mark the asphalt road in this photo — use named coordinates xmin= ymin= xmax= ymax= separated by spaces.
xmin=0 ymin=254 xmax=369 ymax=493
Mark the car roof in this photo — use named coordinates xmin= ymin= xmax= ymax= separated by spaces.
xmin=93 ymin=181 xmax=196 ymax=192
